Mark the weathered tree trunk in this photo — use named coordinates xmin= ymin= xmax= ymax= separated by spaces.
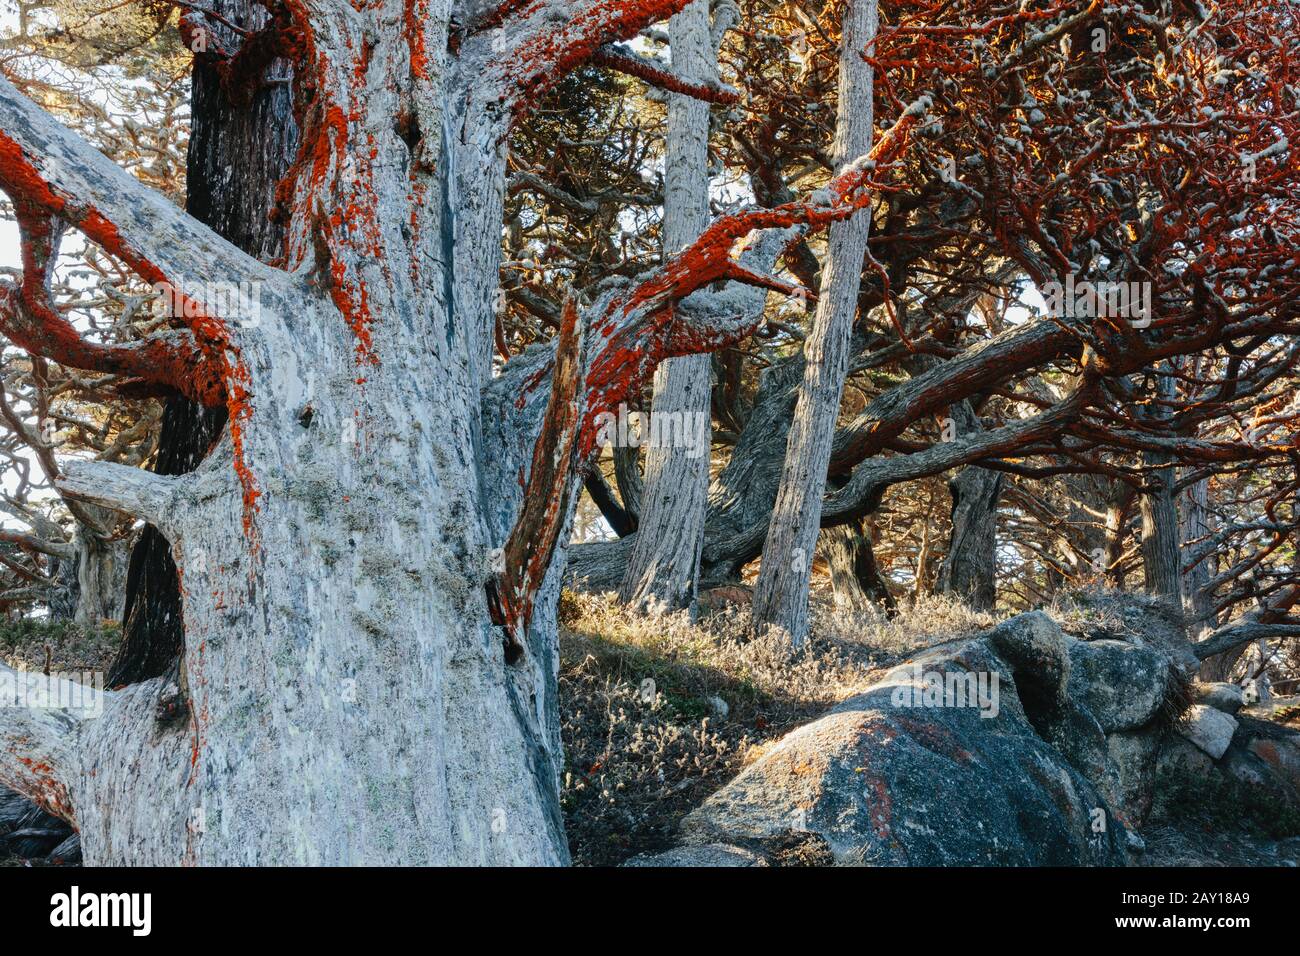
xmin=822 ymin=516 xmax=894 ymax=612
xmin=71 ymin=519 xmax=128 ymax=626
xmin=750 ymin=0 xmax=877 ymax=646
xmin=2 ymin=0 xmax=876 ymax=866
xmin=0 ymin=6 xmax=575 ymax=865
xmin=1139 ymin=370 xmax=1183 ymax=602
xmin=1180 ymin=475 xmax=1215 ymax=636
xmin=619 ymin=0 xmax=719 ymax=612
xmin=935 ymin=404 xmax=1002 ymax=610
xmin=1181 ymin=473 xmax=1238 ymax=679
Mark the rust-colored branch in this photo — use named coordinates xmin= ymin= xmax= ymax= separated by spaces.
xmin=494 ymin=296 xmax=586 ymax=654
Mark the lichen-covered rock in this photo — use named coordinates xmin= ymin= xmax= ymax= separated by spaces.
xmin=1066 ymin=638 xmax=1170 ymax=733
xmin=1036 ymin=695 xmax=1125 ymax=820
xmin=622 ymin=843 xmax=768 ymax=867
xmin=1053 ymin=590 xmax=1199 ymax=676
xmin=1156 ymin=733 xmax=1217 ymax=779
xmin=1106 ymin=728 xmax=1162 ymax=824
xmin=1239 ymin=718 xmax=1300 ymax=795
xmin=1177 ymin=705 xmax=1239 ymax=760
xmin=986 ymin=610 xmax=1071 ymax=715
xmin=1195 ymin=682 xmax=1245 ymax=716
xmin=683 ymin=628 xmax=1130 ymax=865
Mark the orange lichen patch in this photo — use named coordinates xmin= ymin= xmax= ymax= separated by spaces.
xmin=329 ymin=258 xmax=380 ymax=368
xmin=276 ymin=39 xmax=387 ymax=371
xmin=504 ymin=0 xmax=695 ymax=115
xmin=15 ymin=755 xmax=75 ymax=825
xmin=568 ymin=104 xmax=924 ymax=466
xmin=862 ymin=771 xmax=893 ymax=840
xmin=854 ymin=715 xmax=898 ymax=841
xmin=5 ymin=209 xmax=227 ymax=409
xmin=893 ymin=712 xmax=975 ymax=765
xmin=468 ymin=0 xmax=543 ymax=38
xmin=185 ymin=639 xmax=210 ymax=789
xmin=404 ymin=0 xmax=431 ymax=80
xmin=406 ymin=180 xmax=428 ymax=282
xmin=589 ymin=45 xmax=740 ymax=105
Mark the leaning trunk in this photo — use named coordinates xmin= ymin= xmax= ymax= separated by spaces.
xmin=750 ymin=0 xmax=877 ymax=646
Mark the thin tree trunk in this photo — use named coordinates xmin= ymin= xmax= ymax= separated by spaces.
xmin=1139 ymin=370 xmax=1183 ymax=602
xmin=1182 ymin=473 xmax=1236 ymax=679
xmin=1181 ymin=474 xmax=1215 ymax=637
xmin=936 ymin=403 xmax=1002 ymax=610
xmin=750 ymin=0 xmax=877 ymax=646
xmin=1102 ymin=482 xmax=1135 ymax=587
xmin=71 ymin=518 xmax=128 ymax=626
xmin=620 ymin=0 xmax=718 ymax=612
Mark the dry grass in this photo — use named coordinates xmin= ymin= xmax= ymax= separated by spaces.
xmin=557 ymin=590 xmax=991 ymax=865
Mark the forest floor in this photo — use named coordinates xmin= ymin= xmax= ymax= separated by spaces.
xmin=3 ymin=597 xmax=1298 ymax=867
xmin=556 ymin=591 xmax=1300 ymax=867
xmin=556 ymin=589 xmax=995 ymax=865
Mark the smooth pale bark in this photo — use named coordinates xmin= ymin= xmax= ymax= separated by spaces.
xmin=620 ymin=0 xmax=718 ymax=612
xmin=750 ymin=0 xmax=877 ymax=646
xmin=935 ymin=403 xmax=1002 ymax=610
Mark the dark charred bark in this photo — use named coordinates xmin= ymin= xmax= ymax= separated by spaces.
xmin=582 ymin=469 xmax=637 ymax=537
xmin=109 ymin=7 xmax=295 ymax=686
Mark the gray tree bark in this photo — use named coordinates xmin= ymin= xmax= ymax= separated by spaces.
xmin=1139 ymin=370 xmax=1183 ymax=602
xmin=71 ymin=520 xmax=128 ymax=626
xmin=619 ymin=0 xmax=721 ymax=612
xmin=1181 ymin=474 xmax=1216 ymax=636
xmin=822 ymin=516 xmax=894 ymax=612
xmin=750 ymin=0 xmax=877 ymax=646
xmin=935 ymin=403 xmax=1002 ymax=610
